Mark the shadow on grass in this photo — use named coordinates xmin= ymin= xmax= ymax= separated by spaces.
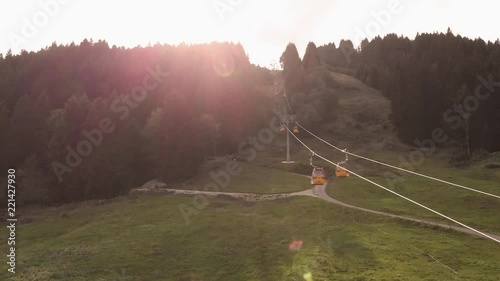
xmin=317 ymin=228 xmax=378 ymax=267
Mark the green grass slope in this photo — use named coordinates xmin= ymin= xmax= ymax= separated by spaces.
xmin=325 ymin=150 xmax=500 ymax=234
xmin=163 ymin=162 xmax=308 ymax=194
xmin=1 ymin=191 xmax=499 ymax=281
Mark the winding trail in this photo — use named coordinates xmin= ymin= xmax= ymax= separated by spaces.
xmin=133 ymin=180 xmax=500 ymax=241
xmin=307 ymin=184 xmax=500 ymax=240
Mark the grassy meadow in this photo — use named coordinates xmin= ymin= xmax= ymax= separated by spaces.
xmin=1 ymin=162 xmax=499 ymax=281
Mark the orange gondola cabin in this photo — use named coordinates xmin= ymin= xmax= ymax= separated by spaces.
xmin=335 ymin=161 xmax=349 ymax=177
xmin=311 ymin=167 xmax=327 ymax=185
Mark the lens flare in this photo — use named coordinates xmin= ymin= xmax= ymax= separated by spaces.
xmin=288 ymin=240 xmax=303 ymax=251
xmin=212 ymin=52 xmax=235 ymax=77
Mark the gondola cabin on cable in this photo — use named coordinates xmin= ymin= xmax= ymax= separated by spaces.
xmin=335 ymin=149 xmax=350 ymax=177
xmin=311 ymin=167 xmax=327 ymax=185
xmin=280 ymin=124 xmax=286 ymax=132
xmin=293 ymin=126 xmax=299 ymax=133
xmin=335 ymin=161 xmax=349 ymax=177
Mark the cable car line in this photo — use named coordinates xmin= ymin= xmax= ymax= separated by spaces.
xmin=273 ymin=81 xmax=284 ymax=121
xmin=284 ymin=89 xmax=293 ymax=113
xmin=283 ymin=124 xmax=500 ymax=244
xmin=279 ymin=75 xmax=293 ymax=113
xmin=295 ymin=122 xmax=500 ymax=200
xmin=280 ymin=80 xmax=299 ymax=133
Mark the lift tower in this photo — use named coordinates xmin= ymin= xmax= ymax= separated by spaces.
xmin=274 ymin=79 xmax=295 ymax=164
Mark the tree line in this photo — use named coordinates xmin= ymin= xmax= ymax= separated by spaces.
xmin=279 ymin=42 xmax=340 ymax=129
xmin=316 ymin=31 xmax=500 ymax=155
xmin=3 ymin=31 xmax=498 ymax=205
xmin=0 ymin=41 xmax=273 ymax=205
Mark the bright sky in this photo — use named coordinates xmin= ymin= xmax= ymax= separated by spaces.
xmin=1 ymin=0 xmax=498 ymax=67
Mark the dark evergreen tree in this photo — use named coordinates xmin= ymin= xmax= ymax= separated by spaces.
xmin=303 ymin=42 xmax=321 ymax=71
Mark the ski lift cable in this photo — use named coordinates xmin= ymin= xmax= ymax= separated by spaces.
xmin=278 ymin=74 xmax=293 ymax=114
xmin=296 ymin=122 xmax=500 ymax=200
xmin=284 ymin=124 xmax=500 ymax=244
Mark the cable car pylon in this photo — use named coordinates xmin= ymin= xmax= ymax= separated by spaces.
xmin=282 ymin=114 xmax=296 ymax=164
xmin=272 ymin=66 xmax=295 ymax=164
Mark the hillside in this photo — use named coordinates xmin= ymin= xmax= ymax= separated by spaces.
xmin=1 ymin=46 xmax=499 ymax=280
xmin=1 ymin=163 xmax=499 ymax=281
xmin=262 ymin=69 xmax=409 ymax=175
xmin=322 ymin=71 xmax=404 ymax=152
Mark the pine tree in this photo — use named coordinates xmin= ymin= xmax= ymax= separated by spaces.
xmin=303 ymin=42 xmax=321 ymax=71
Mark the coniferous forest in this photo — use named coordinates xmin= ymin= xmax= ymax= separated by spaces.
xmin=317 ymin=31 xmax=500 ymax=152
xmin=1 ymin=31 xmax=500 ymax=205
xmin=0 ymin=41 xmax=273 ymax=204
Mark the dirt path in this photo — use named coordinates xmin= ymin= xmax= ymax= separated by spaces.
xmin=133 ymin=180 xmax=294 ymax=202
xmin=133 ymin=181 xmax=500 ymax=241
xmin=308 ymin=184 xmax=500 ymax=241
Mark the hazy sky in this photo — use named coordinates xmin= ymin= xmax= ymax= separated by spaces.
xmin=1 ymin=0 xmax=498 ymax=66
